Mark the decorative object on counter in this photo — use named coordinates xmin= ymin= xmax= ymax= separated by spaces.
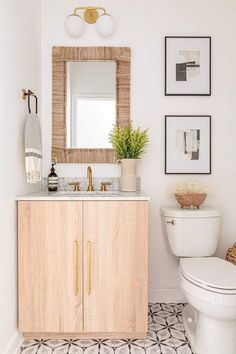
xmin=165 ymin=115 xmax=211 ymax=174
xmin=65 ymin=6 xmax=115 ymax=38
xmin=165 ymin=36 xmax=211 ymax=96
xmin=109 ymin=122 xmax=148 ymax=192
xmin=48 ymin=159 xmax=58 ymax=192
xmin=171 ymin=180 xmax=208 ymax=209
xmin=24 ymin=89 xmax=42 ymax=184
xmin=175 ymin=193 xmax=207 ymax=209
xmin=116 ymin=159 xmax=139 ymax=192
xmin=226 ymin=243 xmax=236 ymax=265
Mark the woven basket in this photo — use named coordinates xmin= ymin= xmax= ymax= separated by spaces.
xmin=226 ymin=243 xmax=236 ymax=265
xmin=175 ymin=193 xmax=207 ymax=209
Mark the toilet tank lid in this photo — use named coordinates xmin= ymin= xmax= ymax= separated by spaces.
xmin=161 ymin=207 xmax=221 ymax=218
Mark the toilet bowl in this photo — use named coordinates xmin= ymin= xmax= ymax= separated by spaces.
xmin=180 ymin=257 xmax=236 ymax=354
xmin=161 ymin=207 xmax=236 ymax=354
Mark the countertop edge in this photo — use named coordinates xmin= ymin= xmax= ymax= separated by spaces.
xmin=16 ymin=197 xmax=150 ymax=201
xmin=15 ymin=191 xmax=150 ymax=201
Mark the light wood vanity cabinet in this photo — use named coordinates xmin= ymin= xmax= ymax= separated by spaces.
xmin=18 ymin=200 xmax=148 ymax=339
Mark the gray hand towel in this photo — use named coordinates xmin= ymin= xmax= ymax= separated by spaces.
xmin=25 ymin=113 xmax=42 ymax=183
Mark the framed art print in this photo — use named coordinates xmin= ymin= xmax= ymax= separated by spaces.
xmin=165 ymin=115 xmax=211 ymax=174
xmin=165 ymin=37 xmax=211 ymax=96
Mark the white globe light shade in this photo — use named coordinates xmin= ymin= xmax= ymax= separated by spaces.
xmin=64 ymin=15 xmax=85 ymax=38
xmin=95 ymin=14 xmax=115 ymax=37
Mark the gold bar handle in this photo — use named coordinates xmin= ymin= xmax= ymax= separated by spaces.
xmin=73 ymin=241 xmax=78 ymax=296
xmin=87 ymin=241 xmax=91 ymax=295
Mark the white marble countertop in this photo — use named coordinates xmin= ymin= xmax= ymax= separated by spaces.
xmin=16 ymin=190 xmax=150 ymax=201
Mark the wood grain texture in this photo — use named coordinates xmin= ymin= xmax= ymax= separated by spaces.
xmin=18 ymin=200 xmax=148 ymax=337
xmin=83 ymin=201 xmax=148 ymax=333
xmin=23 ymin=332 xmax=147 ymax=340
xmin=52 ymin=46 xmax=131 ymax=163
xmin=18 ymin=201 xmax=83 ymax=333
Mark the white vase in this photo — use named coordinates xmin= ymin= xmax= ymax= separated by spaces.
xmin=117 ymin=159 xmax=138 ymax=192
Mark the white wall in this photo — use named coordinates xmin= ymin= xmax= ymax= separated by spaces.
xmin=41 ymin=0 xmax=236 ymax=302
xmin=0 ymin=1 xmax=41 ymax=352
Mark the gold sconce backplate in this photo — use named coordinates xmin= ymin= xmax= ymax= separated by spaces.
xmin=21 ymin=89 xmax=27 ymax=100
xmin=84 ymin=8 xmax=99 ymax=24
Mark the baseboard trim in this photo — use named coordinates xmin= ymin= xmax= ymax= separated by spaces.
xmin=148 ymin=288 xmax=186 ymax=303
xmin=2 ymin=331 xmax=23 ymax=354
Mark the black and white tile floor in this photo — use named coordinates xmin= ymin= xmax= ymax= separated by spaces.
xmin=19 ymin=304 xmax=194 ymax=354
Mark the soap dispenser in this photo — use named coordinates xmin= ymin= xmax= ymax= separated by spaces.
xmin=48 ymin=160 xmax=58 ymax=192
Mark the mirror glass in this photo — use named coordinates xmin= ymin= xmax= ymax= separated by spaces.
xmin=66 ymin=61 xmax=116 ymax=149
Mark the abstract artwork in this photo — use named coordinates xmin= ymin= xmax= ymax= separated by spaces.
xmin=176 ymin=129 xmax=200 ymax=160
xmin=165 ymin=37 xmax=211 ymax=95
xmin=176 ymin=51 xmax=200 ymax=82
xmin=165 ymin=115 xmax=211 ymax=174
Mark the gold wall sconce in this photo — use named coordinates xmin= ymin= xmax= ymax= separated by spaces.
xmin=65 ymin=6 xmax=115 ymax=38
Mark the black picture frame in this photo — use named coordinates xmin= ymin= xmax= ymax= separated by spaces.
xmin=165 ymin=115 xmax=212 ymax=174
xmin=165 ymin=36 xmax=211 ymax=96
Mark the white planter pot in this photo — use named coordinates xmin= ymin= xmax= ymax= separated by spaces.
xmin=117 ymin=159 xmax=139 ymax=192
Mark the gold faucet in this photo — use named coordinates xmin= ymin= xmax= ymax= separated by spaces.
xmin=87 ymin=166 xmax=94 ymax=191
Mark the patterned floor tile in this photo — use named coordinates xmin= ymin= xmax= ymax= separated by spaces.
xmin=19 ymin=304 xmax=194 ymax=354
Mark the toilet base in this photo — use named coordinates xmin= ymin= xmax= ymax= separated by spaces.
xmin=182 ymin=305 xmax=197 ymax=353
xmin=183 ymin=304 xmax=236 ymax=354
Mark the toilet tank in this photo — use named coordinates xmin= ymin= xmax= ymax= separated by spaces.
xmin=161 ymin=207 xmax=221 ymax=257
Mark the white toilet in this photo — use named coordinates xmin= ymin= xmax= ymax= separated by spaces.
xmin=161 ymin=207 xmax=236 ymax=354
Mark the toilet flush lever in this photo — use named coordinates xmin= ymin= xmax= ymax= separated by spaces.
xmin=167 ymin=220 xmax=176 ymax=225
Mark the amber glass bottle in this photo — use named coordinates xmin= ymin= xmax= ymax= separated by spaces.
xmin=48 ymin=163 xmax=58 ymax=192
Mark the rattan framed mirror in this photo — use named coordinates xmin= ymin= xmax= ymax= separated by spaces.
xmin=52 ymin=46 xmax=131 ymax=163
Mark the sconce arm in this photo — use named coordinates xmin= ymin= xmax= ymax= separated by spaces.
xmin=73 ymin=6 xmax=107 ymax=16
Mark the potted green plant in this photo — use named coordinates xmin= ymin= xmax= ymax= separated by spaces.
xmin=109 ymin=122 xmax=149 ymax=191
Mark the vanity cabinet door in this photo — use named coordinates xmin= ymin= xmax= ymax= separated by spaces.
xmin=83 ymin=201 xmax=148 ymax=334
xmin=18 ymin=201 xmax=83 ymax=333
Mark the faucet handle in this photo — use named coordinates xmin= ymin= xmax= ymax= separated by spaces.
xmin=69 ymin=182 xmax=80 ymax=192
xmin=100 ymin=182 xmax=112 ymax=192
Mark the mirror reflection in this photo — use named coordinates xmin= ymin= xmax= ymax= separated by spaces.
xmin=66 ymin=61 xmax=116 ymax=149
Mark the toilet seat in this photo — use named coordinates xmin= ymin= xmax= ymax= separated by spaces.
xmin=180 ymin=257 xmax=236 ymax=294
